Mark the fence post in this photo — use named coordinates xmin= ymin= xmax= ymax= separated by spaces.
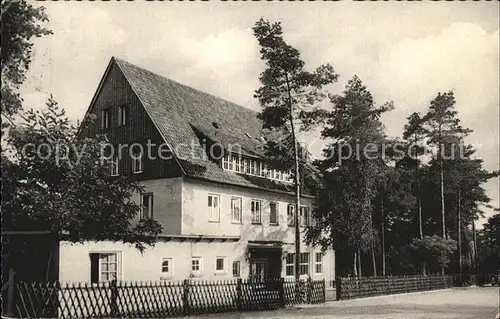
xmin=6 ymin=269 xmax=15 ymax=317
xmin=110 ymin=279 xmax=118 ymax=317
xmin=335 ymin=276 xmax=341 ymax=301
xmin=182 ymin=279 xmax=190 ymax=315
xmin=322 ymin=279 xmax=326 ymax=303
xmin=278 ymin=278 xmax=285 ymax=308
xmin=236 ymin=278 xmax=242 ymax=310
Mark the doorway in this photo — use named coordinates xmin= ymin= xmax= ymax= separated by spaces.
xmin=248 ymin=247 xmax=282 ymax=280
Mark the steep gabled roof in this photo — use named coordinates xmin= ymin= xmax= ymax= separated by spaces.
xmin=112 ymin=57 xmax=300 ymax=195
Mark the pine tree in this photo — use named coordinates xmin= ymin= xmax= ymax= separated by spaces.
xmin=252 ymin=18 xmax=338 ymax=281
xmin=421 ymin=91 xmax=471 ymax=242
xmin=307 ymin=76 xmax=392 ymax=276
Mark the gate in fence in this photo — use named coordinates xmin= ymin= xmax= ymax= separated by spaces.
xmin=3 ymin=272 xmax=326 ymax=318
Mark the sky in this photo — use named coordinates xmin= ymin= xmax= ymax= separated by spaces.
xmin=22 ymin=1 xmax=499 ymax=227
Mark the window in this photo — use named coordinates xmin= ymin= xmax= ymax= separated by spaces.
xmin=101 ymin=109 xmax=110 ymax=130
xmin=285 ymin=253 xmax=294 ymax=276
xmin=315 ymin=253 xmax=323 ymax=274
xmin=256 ymin=161 xmax=262 ymax=176
xmin=90 ymin=252 xmax=120 ymax=283
xmin=231 ymin=197 xmax=242 ymax=223
xmin=132 ymin=151 xmax=143 ymax=174
xmin=250 ymin=160 xmax=256 ymax=175
xmin=300 ymin=206 xmax=311 ymax=227
xmin=287 ymin=205 xmax=295 ymax=226
xmin=276 ymin=171 xmax=282 ymax=181
xmin=234 ymin=156 xmax=241 ymax=173
xmin=262 ymin=164 xmax=268 ymax=178
xmin=232 ymin=261 xmax=240 ymax=277
xmin=299 ymin=253 xmax=310 ymax=275
xmin=222 ymin=155 xmax=229 ymax=170
xmin=208 ymin=194 xmax=220 ymax=222
xmin=118 ymin=105 xmax=127 ymax=126
xmin=110 ymin=156 xmax=119 ymax=176
xmin=244 ymin=159 xmax=250 ymax=174
xmin=269 ymin=202 xmax=278 ymax=225
xmin=251 ymin=200 xmax=261 ymax=224
xmin=191 ymin=257 xmax=202 ymax=275
xmin=216 ymin=257 xmax=225 ymax=272
xmin=162 ymin=258 xmax=173 ymax=276
xmin=141 ymin=193 xmax=153 ymax=219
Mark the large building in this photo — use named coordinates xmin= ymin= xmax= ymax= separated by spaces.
xmin=59 ymin=57 xmax=335 ymax=283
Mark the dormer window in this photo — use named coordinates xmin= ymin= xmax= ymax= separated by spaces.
xmin=220 ymin=154 xmax=291 ymax=183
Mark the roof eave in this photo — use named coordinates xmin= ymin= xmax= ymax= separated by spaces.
xmin=184 ymin=175 xmax=315 ymax=199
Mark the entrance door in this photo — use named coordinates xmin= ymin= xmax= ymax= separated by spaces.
xmin=249 ymin=259 xmax=266 ymax=282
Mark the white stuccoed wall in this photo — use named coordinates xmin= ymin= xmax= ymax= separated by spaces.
xmin=59 ymin=177 xmax=335 ymax=283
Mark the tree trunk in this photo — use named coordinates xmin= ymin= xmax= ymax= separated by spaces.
xmin=371 ymin=248 xmax=377 ymax=277
xmin=440 ymin=154 xmax=446 ymax=239
xmin=357 ymin=249 xmax=362 ymax=277
xmin=438 ymin=135 xmax=446 ymax=276
xmin=457 ymin=188 xmax=462 ymax=274
xmin=285 ymin=74 xmax=301 ymax=282
xmin=414 ymin=143 xmax=423 ymax=239
xmin=381 ymin=208 xmax=386 ymax=276
xmin=353 ymin=251 xmax=358 ymax=276
xmin=45 ymin=248 xmax=53 ymax=281
xmin=472 ymin=221 xmax=478 ymax=273
xmin=417 ymin=197 xmax=423 ymax=239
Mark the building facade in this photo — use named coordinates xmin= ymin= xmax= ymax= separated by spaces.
xmin=59 ymin=57 xmax=335 ymax=283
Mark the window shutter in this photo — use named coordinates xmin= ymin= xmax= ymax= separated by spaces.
xmin=90 ymin=253 xmax=99 ymax=283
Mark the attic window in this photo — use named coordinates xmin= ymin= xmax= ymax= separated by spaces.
xmin=212 ymin=122 xmax=220 ymax=129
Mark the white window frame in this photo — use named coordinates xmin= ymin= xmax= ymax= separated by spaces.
xmin=287 ymin=204 xmax=295 ymax=227
xmin=299 ymin=252 xmax=310 ymax=275
xmin=191 ymin=257 xmax=202 ymax=275
xmin=98 ymin=252 xmax=120 ymax=282
xmin=234 ymin=156 xmax=241 ymax=173
xmin=161 ymin=258 xmax=173 ymax=277
xmin=300 ymin=206 xmax=311 ymax=227
xmin=132 ymin=151 xmax=143 ymax=174
xmin=244 ymin=158 xmax=250 ymax=174
xmin=232 ymin=261 xmax=241 ymax=277
xmin=269 ymin=202 xmax=279 ymax=225
xmin=141 ymin=193 xmax=153 ymax=219
xmin=251 ymin=199 xmax=262 ymax=224
xmin=118 ymin=105 xmax=127 ymax=126
xmin=315 ymin=252 xmax=323 ymax=274
xmin=110 ymin=156 xmax=119 ymax=176
xmin=285 ymin=253 xmax=294 ymax=277
xmin=215 ymin=256 xmax=226 ymax=273
xmin=250 ymin=160 xmax=256 ymax=175
xmin=222 ymin=155 xmax=229 ymax=170
xmin=208 ymin=194 xmax=220 ymax=222
xmin=231 ymin=197 xmax=242 ymax=224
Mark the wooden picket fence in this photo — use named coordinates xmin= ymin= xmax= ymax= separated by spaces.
xmin=335 ymin=275 xmax=454 ymax=300
xmin=4 ymin=276 xmax=325 ymax=318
